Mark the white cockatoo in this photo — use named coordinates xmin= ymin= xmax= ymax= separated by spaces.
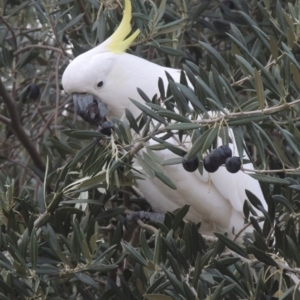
xmin=62 ymin=0 xmax=267 ymax=241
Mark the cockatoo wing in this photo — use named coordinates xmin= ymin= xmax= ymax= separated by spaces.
xmin=135 ymin=124 xmax=265 ymax=239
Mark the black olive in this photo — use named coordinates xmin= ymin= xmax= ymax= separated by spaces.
xmin=218 ymin=145 xmax=232 ymax=164
xmin=182 ymin=154 xmax=199 ymax=172
xmin=225 ymin=156 xmax=241 ymax=173
xmin=100 ymin=121 xmax=114 ymax=136
xmin=27 ymin=84 xmax=40 ymax=100
xmin=203 ymin=155 xmax=219 ymax=173
xmin=219 ymin=145 xmax=232 ymax=158
xmin=209 ymin=148 xmax=227 ymax=166
xmin=224 ymin=0 xmax=235 ymax=9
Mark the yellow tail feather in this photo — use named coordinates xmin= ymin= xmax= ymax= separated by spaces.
xmin=108 ymin=0 xmax=140 ymax=53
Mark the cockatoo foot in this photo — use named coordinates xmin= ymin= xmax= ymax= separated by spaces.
xmin=93 ymin=121 xmax=115 ymax=145
xmin=124 ymin=211 xmax=165 ymax=231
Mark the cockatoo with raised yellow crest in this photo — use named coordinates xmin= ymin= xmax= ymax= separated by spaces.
xmin=62 ymin=0 xmax=267 ymax=241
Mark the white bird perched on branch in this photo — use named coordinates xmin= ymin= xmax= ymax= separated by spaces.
xmin=62 ymin=0 xmax=267 ymax=241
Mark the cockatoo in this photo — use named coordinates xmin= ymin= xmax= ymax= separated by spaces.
xmin=62 ymin=0 xmax=267 ymax=241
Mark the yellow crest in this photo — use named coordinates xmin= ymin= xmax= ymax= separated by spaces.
xmin=108 ymin=0 xmax=140 ymax=53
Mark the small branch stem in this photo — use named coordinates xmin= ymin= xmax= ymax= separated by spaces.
xmin=0 ymin=78 xmax=45 ymax=172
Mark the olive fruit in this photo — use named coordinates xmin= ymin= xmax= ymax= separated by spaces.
xmin=27 ymin=84 xmax=40 ymax=100
xmin=100 ymin=121 xmax=114 ymax=136
xmin=223 ymin=0 xmax=235 ymax=9
xmin=182 ymin=154 xmax=199 ymax=172
xmin=209 ymin=148 xmax=225 ymax=166
xmin=225 ymin=156 xmax=241 ymax=173
xmin=208 ymin=145 xmax=232 ymax=166
xmin=203 ymin=155 xmax=219 ymax=173
xmin=218 ymin=145 xmax=232 ymax=162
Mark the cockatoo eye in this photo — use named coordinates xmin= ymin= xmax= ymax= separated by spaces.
xmin=97 ymin=81 xmax=104 ymax=88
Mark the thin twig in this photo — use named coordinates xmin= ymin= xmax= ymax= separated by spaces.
xmin=0 ymin=15 xmax=17 ymax=51
xmin=54 ymin=53 xmax=62 ymax=136
xmin=221 ymin=251 xmax=300 ymax=275
xmin=32 ymin=97 xmax=72 ymax=140
xmin=232 ymin=53 xmax=285 ymax=86
xmin=76 ymin=0 xmax=92 ymax=26
xmin=0 ymin=78 xmax=45 ymax=172
xmin=233 ymin=217 xmax=264 ymax=242
xmin=0 ymin=114 xmax=11 ymax=126
xmin=242 ymin=167 xmax=300 ymax=174
xmin=14 ymin=45 xmax=66 ymax=57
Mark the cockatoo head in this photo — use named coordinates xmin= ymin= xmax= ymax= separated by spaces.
xmin=62 ymin=0 xmax=141 ymax=124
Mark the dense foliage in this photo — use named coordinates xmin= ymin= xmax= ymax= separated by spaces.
xmin=1 ymin=0 xmax=300 ymax=299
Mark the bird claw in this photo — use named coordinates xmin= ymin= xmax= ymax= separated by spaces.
xmin=93 ymin=136 xmax=102 ymax=146
xmin=124 ymin=211 xmax=165 ymax=231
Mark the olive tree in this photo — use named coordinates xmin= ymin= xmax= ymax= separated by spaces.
xmin=1 ymin=0 xmax=300 ymax=299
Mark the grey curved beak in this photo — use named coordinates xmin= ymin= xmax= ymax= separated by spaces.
xmin=73 ymin=93 xmax=108 ymax=125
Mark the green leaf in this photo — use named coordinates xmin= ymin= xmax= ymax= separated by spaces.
xmin=211 ymin=279 xmax=225 ymax=300
xmin=227 ymin=115 xmax=269 ymax=126
xmin=235 ymin=55 xmax=254 ymax=77
xmin=240 ymin=11 xmax=270 ymax=49
xmin=161 ymin=157 xmax=182 ymax=165
xmin=269 ymin=35 xmax=278 ymax=60
xmin=177 ymin=83 xmax=206 ymax=112
xmin=201 ymin=126 xmax=219 ymax=153
xmin=279 ymin=286 xmax=296 ymax=300
xmin=135 ymin=156 xmax=155 ymax=178
xmin=286 ymin=236 xmax=300 ymax=266
xmin=58 ymin=13 xmax=85 ymax=33
xmin=153 ymin=231 xmax=162 ymax=266
xmin=199 ymin=42 xmax=232 ymax=78
xmin=0 ymin=278 xmax=15 ymax=296
xmin=54 ymin=248 xmax=73 ymax=268
xmin=247 ymin=245 xmax=278 ymax=267
xmin=272 ymin=195 xmax=294 ymax=213
xmin=63 ymin=130 xmax=107 ymax=139
xmin=143 ymin=295 xmax=172 ymax=300
xmin=166 ymin=123 xmax=201 ymax=130
xmin=172 ymin=205 xmax=190 ymax=231
xmin=249 ymin=174 xmax=290 ymax=185
xmin=122 ymin=242 xmax=148 ymax=267
xmin=47 ymin=191 xmax=63 ymax=213
xmin=214 ymin=233 xmax=249 ymax=258
xmin=154 ymin=170 xmax=177 ymax=190
xmin=74 ymin=272 xmax=98 ymax=289
xmin=30 ymin=229 xmax=38 ymax=270
xmin=151 ymin=136 xmax=187 ymax=157
xmin=140 ymin=230 xmax=153 ymax=261
xmin=7 ymin=1 xmax=30 ymax=17
xmin=130 ymin=99 xmax=166 ymax=124
xmin=125 ymin=108 xmax=140 ymax=133
xmin=187 ymin=127 xmax=214 ymax=159
xmin=156 ymin=111 xmax=191 ymax=123
xmin=161 ymin=264 xmax=185 ymax=296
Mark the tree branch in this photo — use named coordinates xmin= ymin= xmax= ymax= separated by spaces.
xmin=14 ymin=45 xmax=67 ymax=57
xmin=76 ymin=0 xmax=92 ymax=27
xmin=0 ymin=78 xmax=45 ymax=172
xmin=0 ymin=114 xmax=11 ymax=126
xmin=0 ymin=15 xmax=17 ymax=51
